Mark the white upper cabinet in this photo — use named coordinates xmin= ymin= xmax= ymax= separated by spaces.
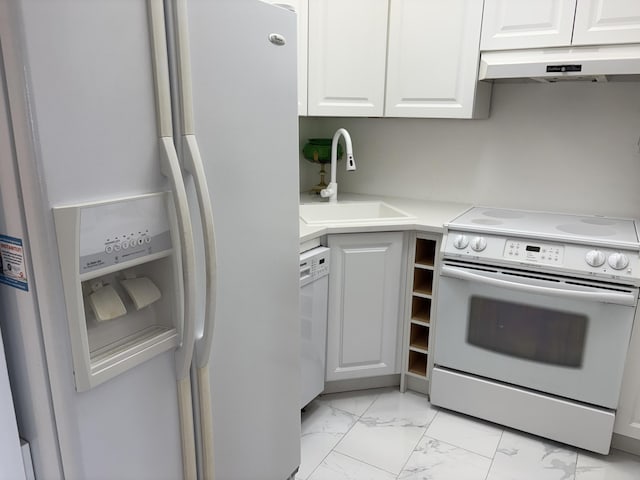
xmin=308 ymin=0 xmax=388 ymax=116
xmin=481 ymin=0 xmax=577 ymax=50
xmin=308 ymin=0 xmax=489 ymax=118
xmin=262 ymin=0 xmax=308 ymax=115
xmin=385 ymin=0 xmax=489 ymax=119
xmin=481 ymin=0 xmax=640 ymax=51
xmin=572 ymin=0 xmax=640 ymax=46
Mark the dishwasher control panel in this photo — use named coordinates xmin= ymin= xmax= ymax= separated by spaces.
xmin=300 ymin=246 xmax=330 ymax=287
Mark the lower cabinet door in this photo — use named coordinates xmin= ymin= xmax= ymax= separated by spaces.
xmin=326 ymin=232 xmax=404 ymax=381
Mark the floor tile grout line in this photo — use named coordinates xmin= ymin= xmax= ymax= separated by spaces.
xmin=318 ymin=388 xmax=386 ymax=420
xmin=483 ymin=429 xmax=504 ymax=480
xmin=305 ymin=391 xmax=383 ymax=479
xmin=303 ymin=425 xmax=356 ymax=480
xmin=393 ymin=410 xmax=440 ymax=479
xmin=304 ymin=389 xmax=640 ymax=479
xmin=572 ymin=448 xmax=579 ymax=479
xmin=420 ymin=431 xmax=503 ymax=461
xmin=331 ymin=450 xmax=399 ymax=477
xmin=322 ymin=389 xmax=432 ymax=479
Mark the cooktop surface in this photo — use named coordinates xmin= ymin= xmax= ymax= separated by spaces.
xmin=449 ymin=207 xmax=639 ymax=248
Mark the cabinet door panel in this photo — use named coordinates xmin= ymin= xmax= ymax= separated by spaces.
xmin=481 ymin=0 xmax=577 ymax=50
xmin=573 ymin=0 xmax=640 ymax=46
xmin=341 ymin=249 xmax=387 ymax=365
xmin=308 ymin=0 xmax=388 ymax=116
xmin=385 ymin=0 xmax=486 ymax=118
xmin=326 ymin=233 xmax=403 ymax=381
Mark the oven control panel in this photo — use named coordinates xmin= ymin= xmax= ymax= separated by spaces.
xmin=503 ymin=240 xmax=564 ymax=266
xmin=444 ymin=230 xmax=640 ymax=284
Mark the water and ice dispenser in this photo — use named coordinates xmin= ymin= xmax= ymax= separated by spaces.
xmin=54 ymin=193 xmax=184 ymax=391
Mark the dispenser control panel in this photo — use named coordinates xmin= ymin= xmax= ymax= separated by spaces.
xmin=78 ymin=194 xmax=172 ymax=274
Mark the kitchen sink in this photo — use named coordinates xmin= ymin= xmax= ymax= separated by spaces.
xmin=299 ymin=202 xmax=414 ymax=225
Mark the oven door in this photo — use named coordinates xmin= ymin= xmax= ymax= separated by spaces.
xmin=435 ymin=261 xmax=638 ymax=409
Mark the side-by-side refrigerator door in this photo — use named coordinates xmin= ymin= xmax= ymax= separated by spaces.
xmin=170 ymin=1 xmax=302 ymax=479
xmin=1 ymin=1 xmax=196 ymax=478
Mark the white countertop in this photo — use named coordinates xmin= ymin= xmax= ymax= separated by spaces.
xmin=299 ymin=193 xmax=471 ymax=243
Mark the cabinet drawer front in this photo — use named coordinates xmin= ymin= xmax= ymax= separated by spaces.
xmin=481 ymin=0 xmax=577 ymax=50
xmin=573 ymin=0 xmax=640 ymax=46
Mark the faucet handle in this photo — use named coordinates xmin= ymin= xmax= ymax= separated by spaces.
xmin=320 ymin=182 xmax=337 ymax=201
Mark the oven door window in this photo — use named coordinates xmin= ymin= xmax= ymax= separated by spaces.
xmin=467 ymin=296 xmax=587 ymax=367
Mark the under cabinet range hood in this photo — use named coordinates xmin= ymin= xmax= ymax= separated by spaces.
xmin=479 ymin=44 xmax=640 ymax=83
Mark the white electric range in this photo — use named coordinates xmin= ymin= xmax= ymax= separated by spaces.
xmin=431 ymin=207 xmax=640 ymax=455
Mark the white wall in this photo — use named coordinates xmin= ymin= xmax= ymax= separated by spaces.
xmin=299 ymin=82 xmax=640 ymax=219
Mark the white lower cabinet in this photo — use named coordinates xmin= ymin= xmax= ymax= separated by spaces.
xmin=326 ymin=232 xmax=404 ymax=381
xmin=614 ymin=308 xmax=640 ymax=440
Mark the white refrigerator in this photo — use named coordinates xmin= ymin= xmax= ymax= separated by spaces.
xmin=0 ymin=1 xmax=301 ymax=479
xmin=0 ymin=327 xmax=30 ymax=480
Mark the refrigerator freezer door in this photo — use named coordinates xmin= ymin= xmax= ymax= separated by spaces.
xmin=0 ymin=29 xmax=63 ymax=476
xmin=184 ymin=0 xmax=302 ymax=478
xmin=2 ymin=1 xmax=186 ymax=477
xmin=0 ymin=330 xmax=27 ymax=480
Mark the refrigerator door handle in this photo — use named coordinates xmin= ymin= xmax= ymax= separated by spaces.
xmin=149 ymin=0 xmax=197 ymax=379
xmin=183 ymin=134 xmax=217 ymax=368
xmin=149 ymin=0 xmax=195 ymax=386
xmin=158 ymin=138 xmax=197 ymax=378
xmin=182 ymin=135 xmax=217 ymax=479
xmin=172 ymin=1 xmax=217 ymax=477
xmin=148 ymin=2 xmax=197 ymax=479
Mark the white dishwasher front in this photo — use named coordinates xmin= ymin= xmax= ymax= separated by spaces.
xmin=299 ymin=246 xmax=330 ymax=408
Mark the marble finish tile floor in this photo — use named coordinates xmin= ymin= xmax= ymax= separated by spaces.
xmin=297 ymin=387 xmax=640 ymax=480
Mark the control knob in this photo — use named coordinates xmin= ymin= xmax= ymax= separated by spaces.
xmin=608 ymin=252 xmax=629 ymax=270
xmin=470 ymin=236 xmax=487 ymax=252
xmin=585 ymin=250 xmax=605 ymax=267
xmin=453 ymin=234 xmax=469 ymax=249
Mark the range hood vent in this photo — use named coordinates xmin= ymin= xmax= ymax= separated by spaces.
xmin=479 ymin=44 xmax=640 ymax=83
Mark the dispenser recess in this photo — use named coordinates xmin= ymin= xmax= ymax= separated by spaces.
xmin=53 ymin=192 xmax=184 ymax=391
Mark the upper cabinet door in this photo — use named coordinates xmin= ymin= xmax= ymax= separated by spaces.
xmin=572 ymin=0 xmax=640 ymax=46
xmin=261 ymin=0 xmax=308 ymax=115
xmin=308 ymin=0 xmax=388 ymax=117
xmin=385 ymin=0 xmax=488 ymax=119
xmin=481 ymin=0 xmax=577 ymax=50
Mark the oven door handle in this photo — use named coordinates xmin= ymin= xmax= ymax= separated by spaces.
xmin=440 ymin=265 xmax=637 ymax=306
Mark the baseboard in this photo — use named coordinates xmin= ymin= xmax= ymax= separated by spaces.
xmin=405 ymin=375 xmax=429 ymax=395
xmin=612 ymin=433 xmax=640 ymax=457
xmin=322 ymin=374 xmax=400 ymax=394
